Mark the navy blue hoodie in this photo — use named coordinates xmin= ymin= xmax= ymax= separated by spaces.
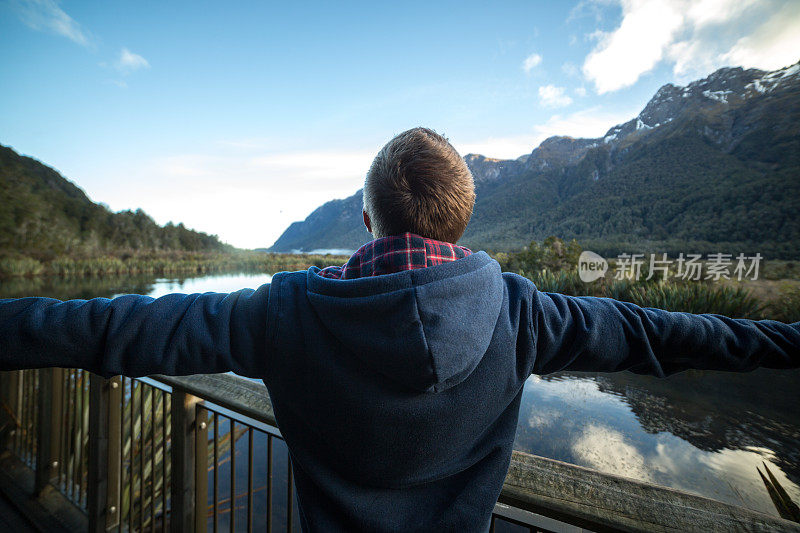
xmin=1 ymin=251 xmax=799 ymax=531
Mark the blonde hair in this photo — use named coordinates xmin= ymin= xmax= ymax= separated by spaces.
xmin=363 ymin=127 xmax=475 ymax=243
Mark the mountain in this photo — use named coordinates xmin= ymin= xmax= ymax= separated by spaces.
xmin=268 ymin=61 xmax=800 ymax=259
xmin=270 ymin=190 xmax=372 ymax=253
xmin=0 ymin=144 xmax=231 ymax=257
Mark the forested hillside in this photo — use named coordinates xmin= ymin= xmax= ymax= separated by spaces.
xmin=0 ymin=144 xmax=231 ymax=258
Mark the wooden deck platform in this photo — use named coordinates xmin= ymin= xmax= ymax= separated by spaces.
xmin=0 ymin=490 xmax=38 ymax=531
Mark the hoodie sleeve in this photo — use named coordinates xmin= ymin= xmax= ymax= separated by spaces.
xmin=529 ymin=289 xmax=800 ymax=377
xmin=0 ymin=284 xmax=270 ymax=379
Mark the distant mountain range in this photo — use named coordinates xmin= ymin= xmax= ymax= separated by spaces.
xmin=269 ymin=61 xmax=800 ymax=259
xmin=0 ymin=145 xmax=231 ymax=256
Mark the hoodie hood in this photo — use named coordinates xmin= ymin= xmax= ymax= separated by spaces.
xmin=306 ymin=251 xmax=504 ymax=392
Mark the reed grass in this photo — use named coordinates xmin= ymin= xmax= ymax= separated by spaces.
xmin=626 ymin=282 xmax=763 ymax=318
xmin=767 ymin=283 xmax=800 ymax=323
xmin=523 ymin=268 xmax=765 ymax=318
xmin=0 ymin=251 xmax=350 ymax=279
xmin=502 ymin=239 xmax=800 ymax=321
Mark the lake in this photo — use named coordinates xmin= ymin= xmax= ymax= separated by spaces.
xmin=1 ymin=271 xmax=797 ymax=519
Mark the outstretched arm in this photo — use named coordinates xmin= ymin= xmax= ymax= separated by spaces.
xmin=0 ymin=284 xmax=271 ymax=379
xmin=530 ymin=289 xmax=800 ymax=376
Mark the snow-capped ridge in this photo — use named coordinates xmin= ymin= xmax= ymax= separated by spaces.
xmin=460 ymin=59 xmax=800 ymax=189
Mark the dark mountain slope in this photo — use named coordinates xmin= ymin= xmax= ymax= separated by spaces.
xmin=269 ymin=189 xmax=371 ymax=252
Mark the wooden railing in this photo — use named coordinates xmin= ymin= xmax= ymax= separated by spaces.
xmin=0 ymin=369 xmax=797 ymax=533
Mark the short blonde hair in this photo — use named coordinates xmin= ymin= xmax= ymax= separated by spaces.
xmin=363 ymin=127 xmax=475 ymax=243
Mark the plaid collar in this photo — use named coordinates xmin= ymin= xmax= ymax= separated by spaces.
xmin=318 ymin=233 xmax=472 ymax=280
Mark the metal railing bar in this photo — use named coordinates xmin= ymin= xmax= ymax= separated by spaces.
xmin=151 ymin=384 xmax=156 ymax=532
xmin=79 ymin=371 xmax=85 ymax=508
xmin=161 ymin=388 xmax=167 ymax=533
xmin=286 ymin=457 xmax=293 ymax=533
xmin=31 ymin=370 xmax=37 ymax=465
xmin=21 ymin=371 xmax=26 ymax=460
xmin=34 ymin=370 xmax=38 ymax=465
xmin=24 ymin=370 xmax=29 ymax=464
xmin=58 ymin=370 xmax=66 ymax=487
xmin=213 ymin=411 xmax=219 ymax=533
xmin=230 ymin=419 xmax=236 ymax=533
xmin=192 ymin=401 xmax=282 ymax=440
xmin=136 ymin=376 xmax=173 ymax=394
xmin=69 ymin=369 xmax=76 ymax=501
xmin=247 ymin=428 xmax=253 ymax=533
xmin=267 ymin=434 xmax=273 ymax=533
xmin=139 ymin=379 xmax=145 ymax=533
xmin=19 ymin=370 xmax=25 ymax=460
xmin=119 ymin=376 xmax=126 ymax=533
xmin=74 ymin=370 xmax=80 ymax=504
xmin=25 ymin=370 xmax=31 ymax=462
xmin=13 ymin=372 xmax=19 ymax=457
xmin=194 ymin=404 xmax=209 ymax=531
xmin=13 ymin=372 xmax=20 ymax=457
xmin=24 ymin=370 xmax=29 ymax=462
xmin=129 ymin=377 xmax=134 ymax=533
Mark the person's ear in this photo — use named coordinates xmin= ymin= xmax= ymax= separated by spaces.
xmin=363 ymin=210 xmax=373 ymax=234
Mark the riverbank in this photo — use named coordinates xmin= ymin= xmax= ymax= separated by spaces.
xmin=0 ymin=250 xmax=350 ymax=279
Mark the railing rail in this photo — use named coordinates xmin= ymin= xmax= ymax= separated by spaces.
xmin=1 ymin=369 xmax=798 ymax=533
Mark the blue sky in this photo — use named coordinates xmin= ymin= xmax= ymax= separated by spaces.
xmin=2 ymin=1 xmax=799 ymax=249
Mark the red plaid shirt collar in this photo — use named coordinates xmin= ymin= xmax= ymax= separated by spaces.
xmin=318 ymin=233 xmax=472 ymax=280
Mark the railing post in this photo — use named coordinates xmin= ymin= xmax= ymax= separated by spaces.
xmin=87 ymin=373 xmax=111 ymax=533
xmin=34 ymin=368 xmax=62 ymax=494
xmin=195 ymin=407 xmax=209 ymax=532
xmin=3 ymin=371 xmax=21 ymax=450
xmin=105 ymin=376 xmax=122 ymax=530
xmin=0 ymin=371 xmax=20 ymax=450
xmin=171 ymin=389 xmax=201 ymax=533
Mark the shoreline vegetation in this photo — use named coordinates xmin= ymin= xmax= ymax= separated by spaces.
xmin=0 ymin=250 xmax=350 ymax=279
xmin=492 ymin=237 xmax=800 ymax=323
xmin=1 ymin=237 xmax=798 ymax=322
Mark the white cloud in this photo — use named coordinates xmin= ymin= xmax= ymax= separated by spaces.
xmin=116 ymin=48 xmax=150 ymax=73
xmin=455 ymin=135 xmax=544 ymax=160
xmin=719 ymin=2 xmax=800 ymax=71
xmin=522 ymin=53 xmax=542 ymax=73
xmin=538 ymin=85 xmax=573 ymax=108
xmin=575 ymin=87 xmax=587 ymax=97
xmin=455 ymin=105 xmax=638 ymax=160
xmin=11 ymin=0 xmax=90 ymax=46
xmin=534 ymin=106 xmax=637 ymax=139
xmin=581 ymin=0 xmax=800 ymax=93
xmin=583 ymin=0 xmax=684 ymax=93
xmin=572 ymin=424 xmax=654 ymax=482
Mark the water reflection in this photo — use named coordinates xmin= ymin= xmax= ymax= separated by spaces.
xmin=0 ymin=272 xmax=272 ymax=301
xmin=515 ymin=371 xmax=800 ymax=517
xmin=118 ymin=272 xmax=273 ymax=299
xmin=2 ymin=273 xmax=798 ymax=519
xmin=0 ymin=273 xmax=160 ymax=300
